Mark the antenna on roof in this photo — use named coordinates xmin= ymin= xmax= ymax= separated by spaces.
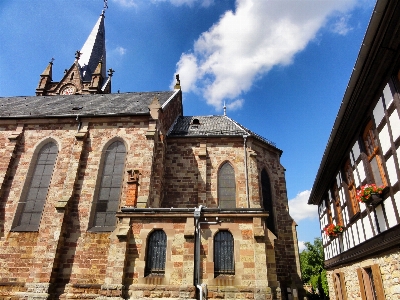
xmin=102 ymin=0 xmax=108 ymax=15
xmin=223 ymin=101 xmax=226 ymax=116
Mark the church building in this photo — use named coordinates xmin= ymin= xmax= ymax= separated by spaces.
xmin=309 ymin=0 xmax=400 ymax=299
xmin=0 ymin=9 xmax=302 ymax=300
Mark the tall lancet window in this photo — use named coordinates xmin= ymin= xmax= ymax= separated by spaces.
xmin=261 ymin=169 xmax=276 ymax=235
xmin=13 ymin=142 xmax=58 ymax=231
xmin=218 ymin=162 xmax=236 ymax=208
xmin=91 ymin=140 xmax=126 ymax=231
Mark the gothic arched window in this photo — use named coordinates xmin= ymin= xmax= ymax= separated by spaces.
xmin=145 ymin=230 xmax=167 ymax=276
xmin=13 ymin=142 xmax=58 ymax=231
xmin=261 ymin=169 xmax=276 ymax=235
xmin=91 ymin=140 xmax=126 ymax=231
xmin=214 ymin=231 xmax=234 ymax=276
xmin=218 ymin=162 xmax=236 ymax=208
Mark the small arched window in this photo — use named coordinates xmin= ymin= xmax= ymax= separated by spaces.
xmin=13 ymin=142 xmax=58 ymax=231
xmin=214 ymin=231 xmax=234 ymax=276
xmin=218 ymin=162 xmax=236 ymax=208
xmin=91 ymin=141 xmax=126 ymax=231
xmin=363 ymin=121 xmax=387 ymax=186
xmin=145 ymin=230 xmax=167 ymax=276
xmin=261 ymin=169 xmax=276 ymax=235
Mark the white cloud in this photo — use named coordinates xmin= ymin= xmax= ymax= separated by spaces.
xmin=226 ymin=99 xmax=244 ymax=111
xmin=111 ymin=0 xmax=137 ymax=7
xmin=298 ymin=241 xmax=306 ymax=252
xmin=173 ymin=0 xmax=358 ymax=110
xmin=152 ymin=0 xmax=214 ymax=7
xmin=330 ymin=14 xmax=353 ymax=35
xmin=288 ymin=190 xmax=317 ymax=223
xmin=115 ymin=46 xmax=127 ymax=56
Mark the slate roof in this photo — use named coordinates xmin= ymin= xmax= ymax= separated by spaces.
xmin=0 ymin=91 xmax=176 ymax=118
xmin=168 ymin=115 xmax=277 ymax=148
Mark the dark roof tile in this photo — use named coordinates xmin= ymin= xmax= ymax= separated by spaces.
xmin=0 ymin=91 xmax=176 ymax=118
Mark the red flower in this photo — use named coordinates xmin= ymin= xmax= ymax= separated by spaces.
xmin=356 ymin=184 xmax=385 ymax=203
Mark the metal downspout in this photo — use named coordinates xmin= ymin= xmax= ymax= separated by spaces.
xmin=243 ymin=135 xmax=250 ymax=208
xmin=194 ymin=206 xmax=220 ymax=300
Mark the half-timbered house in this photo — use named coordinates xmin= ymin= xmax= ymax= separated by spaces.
xmin=308 ymin=0 xmax=400 ymax=299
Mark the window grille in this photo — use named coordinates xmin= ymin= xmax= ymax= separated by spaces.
xmin=218 ymin=162 xmax=236 ymax=208
xmin=13 ymin=142 xmax=58 ymax=231
xmin=145 ymin=230 xmax=167 ymax=276
xmin=92 ymin=141 xmax=126 ymax=230
xmin=261 ymin=169 xmax=276 ymax=234
xmin=214 ymin=231 xmax=234 ymax=276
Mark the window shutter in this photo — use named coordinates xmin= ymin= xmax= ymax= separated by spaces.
xmin=357 ymin=268 xmax=367 ymax=300
xmin=339 ymin=272 xmax=347 ymax=300
xmin=371 ymin=264 xmax=385 ymax=300
xmin=332 ymin=273 xmax=340 ymax=300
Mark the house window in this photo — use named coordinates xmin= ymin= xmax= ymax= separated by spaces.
xmin=363 ymin=121 xmax=387 ymax=186
xmin=12 ymin=142 xmax=58 ymax=231
xmin=145 ymin=230 xmax=167 ymax=276
xmin=91 ymin=141 xmax=126 ymax=231
xmin=357 ymin=265 xmax=385 ymax=300
xmin=343 ymin=159 xmax=359 ymax=217
xmin=214 ymin=231 xmax=234 ymax=276
xmin=332 ymin=272 xmax=347 ymax=300
xmin=261 ymin=169 xmax=276 ymax=235
xmin=218 ymin=162 xmax=236 ymax=208
xmin=331 ymin=182 xmax=343 ymax=225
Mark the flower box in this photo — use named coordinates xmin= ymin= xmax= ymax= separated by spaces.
xmin=356 ymin=184 xmax=386 ymax=206
xmin=324 ymin=223 xmax=344 ymax=238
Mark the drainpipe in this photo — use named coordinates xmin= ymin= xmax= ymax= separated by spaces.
xmin=194 ymin=206 xmax=221 ymax=300
xmin=76 ymin=114 xmax=82 ymax=131
xmin=243 ymin=135 xmax=250 ymax=208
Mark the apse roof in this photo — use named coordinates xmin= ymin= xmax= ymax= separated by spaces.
xmin=168 ymin=115 xmax=277 ymax=149
xmin=0 ymin=91 xmax=176 ymax=118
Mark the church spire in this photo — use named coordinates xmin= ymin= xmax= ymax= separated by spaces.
xmin=79 ymin=11 xmax=106 ymax=81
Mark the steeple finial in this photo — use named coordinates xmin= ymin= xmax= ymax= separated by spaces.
xmin=223 ymin=101 xmax=226 ymax=116
xmin=75 ymin=50 xmax=82 ymax=60
xmin=174 ymin=74 xmax=181 ymax=90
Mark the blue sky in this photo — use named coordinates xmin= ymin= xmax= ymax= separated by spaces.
xmin=0 ymin=0 xmax=375 ymax=250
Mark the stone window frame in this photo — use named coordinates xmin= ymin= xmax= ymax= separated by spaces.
xmin=213 ymin=230 xmax=235 ymax=276
xmin=332 ymin=271 xmax=347 ymax=300
xmin=12 ymin=139 xmax=59 ymax=232
xmin=217 ymin=161 xmax=237 ymax=209
xmin=88 ymin=138 xmax=127 ymax=232
xmin=357 ymin=264 xmax=385 ymax=300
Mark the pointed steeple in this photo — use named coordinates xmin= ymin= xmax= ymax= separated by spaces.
xmin=79 ymin=11 xmax=106 ymax=81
